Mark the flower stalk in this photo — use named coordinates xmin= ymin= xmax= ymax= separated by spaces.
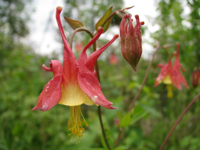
xmin=160 ymin=93 xmax=200 ymax=150
xmin=129 ymin=45 xmax=160 ymax=112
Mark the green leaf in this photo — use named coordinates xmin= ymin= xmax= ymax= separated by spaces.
xmin=82 ymin=148 xmax=106 ymax=150
xmin=142 ymin=105 xmax=161 ymax=117
xmin=131 ymin=106 xmax=148 ymax=124
xmin=100 ymin=134 xmax=107 ymax=149
xmin=119 ymin=113 xmax=131 ymax=127
xmin=64 ymin=16 xmax=85 ymax=30
xmin=115 ymin=146 xmax=128 ymax=150
xmin=95 ymin=6 xmax=113 ymax=33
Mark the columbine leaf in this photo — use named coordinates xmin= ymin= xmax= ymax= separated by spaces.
xmin=119 ymin=112 xmax=131 ymax=128
xmin=115 ymin=146 xmax=129 ymax=150
xmin=64 ymin=16 xmax=85 ymax=30
xmin=131 ymin=106 xmax=148 ymax=124
xmin=95 ymin=6 xmax=113 ymax=33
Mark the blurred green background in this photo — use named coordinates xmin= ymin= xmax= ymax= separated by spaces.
xmin=0 ymin=0 xmax=200 ymax=149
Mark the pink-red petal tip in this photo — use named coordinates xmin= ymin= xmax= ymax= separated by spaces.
xmin=56 ymin=6 xmax=62 ymax=13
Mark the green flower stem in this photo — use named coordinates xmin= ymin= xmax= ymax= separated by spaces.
xmin=70 ymin=28 xmax=111 ymax=150
xmin=69 ymin=28 xmax=93 ymax=49
xmin=159 ymin=93 xmax=200 ymax=150
xmin=128 ymin=45 xmax=160 ymax=112
xmin=98 ymin=106 xmax=112 ymax=150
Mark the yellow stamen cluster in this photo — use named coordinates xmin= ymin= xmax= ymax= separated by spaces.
xmin=166 ymin=84 xmax=173 ymax=98
xmin=68 ymin=106 xmax=88 ymax=142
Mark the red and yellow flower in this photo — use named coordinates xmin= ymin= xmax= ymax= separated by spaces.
xmin=32 ymin=6 xmax=118 ymax=140
xmin=154 ymin=43 xmax=189 ymax=97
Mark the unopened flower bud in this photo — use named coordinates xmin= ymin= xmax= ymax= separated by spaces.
xmin=192 ymin=70 xmax=199 ymax=88
xmin=120 ymin=14 xmax=144 ymax=71
xmin=114 ymin=118 xmax=119 ymax=127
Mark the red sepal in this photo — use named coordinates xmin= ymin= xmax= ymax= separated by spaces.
xmin=154 ymin=61 xmax=172 ymax=87
xmin=171 ymin=43 xmax=189 ymax=89
xmin=78 ymin=27 xmax=104 ymax=68
xmin=56 ymin=6 xmax=78 ymax=83
xmin=84 ymin=34 xmax=119 ymax=72
xmin=32 ymin=75 xmax=63 ymax=111
xmin=78 ymin=73 xmax=116 ymax=109
xmin=32 ymin=60 xmax=63 ymax=111
xmin=78 ymin=35 xmax=119 ymax=109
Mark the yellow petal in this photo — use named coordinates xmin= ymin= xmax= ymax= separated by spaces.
xmin=59 ymin=83 xmax=94 ymax=106
xmin=163 ymin=75 xmax=172 ymax=84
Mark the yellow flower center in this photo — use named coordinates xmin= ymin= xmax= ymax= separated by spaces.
xmin=166 ymin=84 xmax=173 ymax=98
xmin=59 ymin=83 xmax=94 ymax=106
xmin=163 ymin=75 xmax=172 ymax=85
xmin=68 ymin=106 xmax=88 ymax=142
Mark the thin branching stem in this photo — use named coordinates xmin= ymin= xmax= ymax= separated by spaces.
xmin=160 ymin=93 xmax=200 ymax=150
xmin=128 ymin=46 xmax=160 ymax=112
xmin=98 ymin=106 xmax=112 ymax=150
xmin=69 ymin=28 xmax=93 ymax=48
xmin=114 ymin=127 xmax=122 ymax=148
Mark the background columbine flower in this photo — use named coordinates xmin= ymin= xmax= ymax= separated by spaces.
xmin=32 ymin=6 xmax=118 ymax=141
xmin=154 ymin=56 xmax=174 ymax=97
xmin=154 ymin=58 xmax=173 ymax=87
xmin=109 ymin=53 xmax=118 ymax=65
xmin=154 ymin=43 xmax=189 ymax=97
xmin=170 ymin=43 xmax=189 ymax=90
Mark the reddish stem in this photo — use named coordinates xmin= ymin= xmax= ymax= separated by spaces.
xmin=114 ymin=128 xmax=122 ymax=148
xmin=128 ymin=46 xmax=160 ymax=112
xmin=160 ymin=93 xmax=200 ymax=150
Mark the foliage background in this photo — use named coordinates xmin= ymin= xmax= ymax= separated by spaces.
xmin=0 ymin=0 xmax=200 ymax=150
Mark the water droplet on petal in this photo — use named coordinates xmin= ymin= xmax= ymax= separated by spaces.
xmin=42 ymin=103 xmax=48 ymax=109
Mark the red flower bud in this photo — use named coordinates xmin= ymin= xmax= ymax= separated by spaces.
xmin=192 ymin=70 xmax=199 ymax=88
xmin=120 ymin=14 xmax=144 ymax=71
xmin=114 ymin=118 xmax=119 ymax=127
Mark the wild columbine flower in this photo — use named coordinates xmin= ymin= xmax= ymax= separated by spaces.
xmin=154 ymin=43 xmax=189 ymax=97
xmin=120 ymin=14 xmax=144 ymax=71
xmin=154 ymin=55 xmax=174 ymax=97
xmin=109 ymin=53 xmax=118 ymax=65
xmin=32 ymin=6 xmax=118 ymax=140
xmin=192 ymin=69 xmax=199 ymax=88
xmin=154 ymin=55 xmax=173 ymax=86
